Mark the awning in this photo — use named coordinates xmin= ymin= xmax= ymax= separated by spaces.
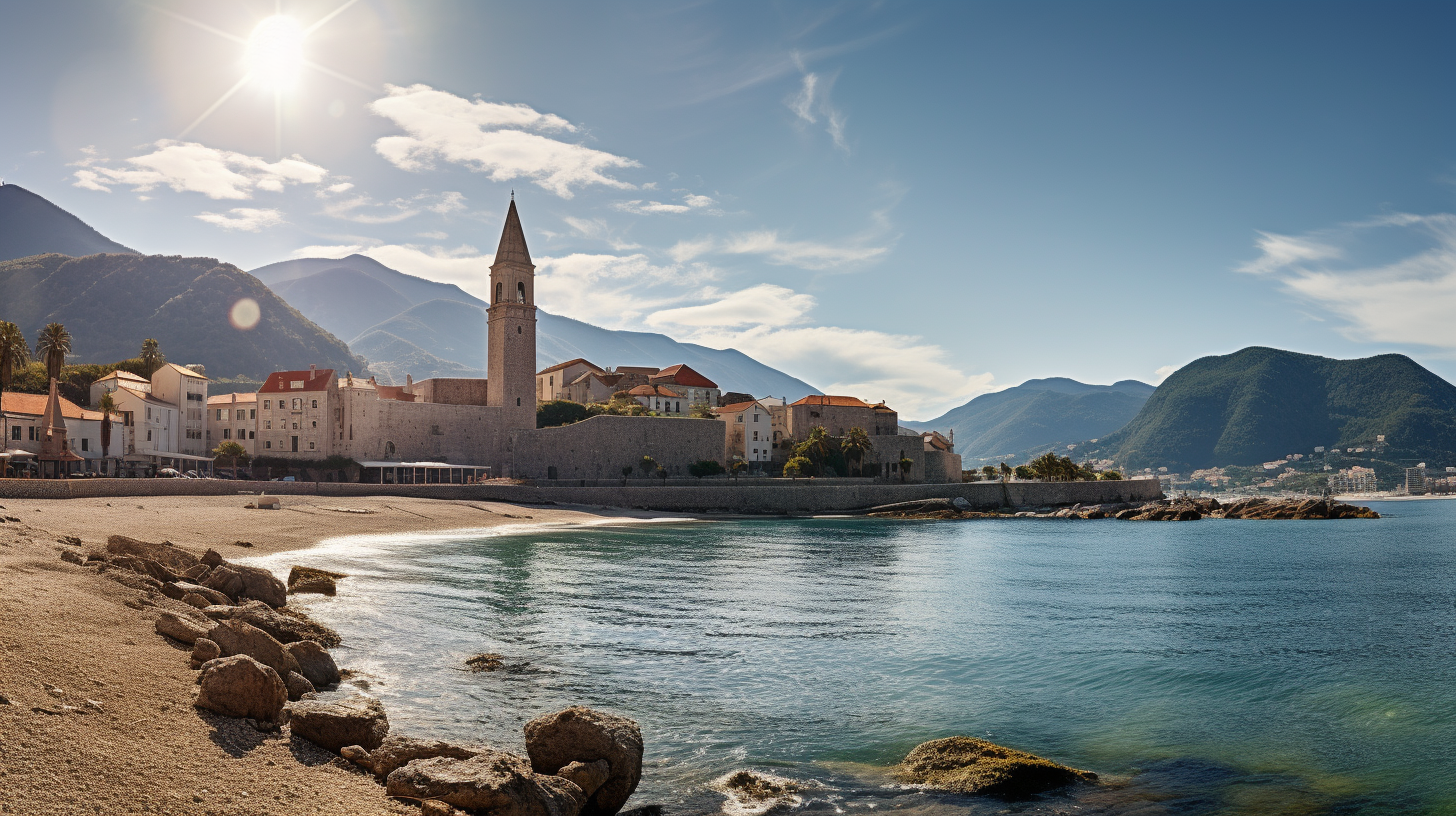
xmin=358 ymin=461 xmax=490 ymax=469
xmin=135 ymin=450 xmax=217 ymax=462
xmin=41 ymin=450 xmax=86 ymax=462
xmin=2 ymin=448 xmax=37 ymax=458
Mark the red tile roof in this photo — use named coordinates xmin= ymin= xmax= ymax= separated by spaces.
xmin=791 ymin=395 xmax=873 ymax=408
xmin=628 ymin=384 xmax=681 ymax=398
xmin=650 ymin=364 xmax=717 ymax=389
xmin=259 ymin=369 xmax=336 ymax=394
xmin=538 ymin=358 xmax=603 ymax=376
xmin=1 ymin=390 xmax=116 ymax=421
xmin=716 ymin=400 xmax=761 ymax=413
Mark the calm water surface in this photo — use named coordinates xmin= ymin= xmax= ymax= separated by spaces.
xmin=250 ymin=500 xmax=1456 ymax=815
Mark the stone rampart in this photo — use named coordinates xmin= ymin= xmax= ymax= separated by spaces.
xmin=0 ymin=476 xmax=1163 ymax=512
xmin=510 ymin=414 xmax=726 ymax=480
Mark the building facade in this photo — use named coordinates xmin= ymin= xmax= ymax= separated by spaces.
xmin=715 ymin=399 xmax=775 ymax=466
xmin=206 ymin=392 xmax=258 ymax=458
xmin=486 ymin=199 xmax=539 ymax=435
xmin=257 ymin=366 xmax=338 ymax=456
xmin=150 ymin=364 xmax=210 ymax=458
xmin=537 ymin=359 xmax=603 ymax=403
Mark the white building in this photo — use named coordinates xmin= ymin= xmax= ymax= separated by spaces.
xmin=714 ymin=399 xmax=775 ymax=466
xmin=150 ymin=364 xmax=210 ymax=458
xmin=1 ymin=390 xmax=129 ymax=475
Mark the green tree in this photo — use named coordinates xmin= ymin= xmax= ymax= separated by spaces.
xmin=689 ymin=402 xmax=717 ymax=419
xmin=36 ymin=322 xmax=72 ymax=382
xmin=688 ymin=460 xmax=725 ymax=479
xmin=841 ymin=426 xmax=873 ymax=477
xmin=999 ymin=462 xmax=1011 ymax=482
xmin=1014 ymin=465 xmax=1034 ymax=480
xmin=213 ymin=440 xmax=248 ymax=479
xmin=730 ymin=459 xmax=748 ymax=480
xmin=980 ymin=465 xmax=997 ymax=480
xmin=98 ymin=391 xmax=116 ymax=459
xmin=638 ymin=455 xmax=657 ymax=478
xmin=537 ymin=400 xmax=588 ymax=428
xmin=621 ymin=465 xmax=634 ymax=484
xmin=797 ymin=426 xmax=834 ymax=465
xmin=897 ymin=456 xmax=913 ymax=483
xmin=139 ymin=338 xmax=164 ymax=377
xmin=1099 ymin=470 xmax=1123 ymax=481
xmin=784 ymin=455 xmax=812 ymax=479
xmin=0 ymin=321 xmax=30 ymax=448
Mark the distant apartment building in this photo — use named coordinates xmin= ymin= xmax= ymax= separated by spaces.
xmin=1328 ymin=466 xmax=1377 ymax=494
xmin=628 ymin=384 xmax=687 ymax=416
xmin=715 ymin=399 xmax=776 ymax=466
xmin=257 ymin=366 xmax=337 ymax=456
xmin=150 ymin=364 xmax=210 ymax=458
xmin=649 ymin=365 xmax=719 ymax=408
xmin=206 ymin=392 xmax=258 ymax=457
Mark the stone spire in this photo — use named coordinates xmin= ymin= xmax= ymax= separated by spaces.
xmin=494 ymin=198 xmax=532 ymax=266
xmin=39 ymin=377 xmax=67 ymax=458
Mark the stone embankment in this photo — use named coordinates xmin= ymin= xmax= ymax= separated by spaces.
xmin=58 ymin=533 xmax=648 ymax=816
xmin=872 ymin=495 xmax=1380 ymax=521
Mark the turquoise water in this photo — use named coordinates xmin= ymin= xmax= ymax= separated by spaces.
xmin=252 ymin=501 xmax=1456 ymax=815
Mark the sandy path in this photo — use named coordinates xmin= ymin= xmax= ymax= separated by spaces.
xmin=0 ymin=495 xmax=654 ymax=815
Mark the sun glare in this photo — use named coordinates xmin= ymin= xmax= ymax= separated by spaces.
xmin=245 ymin=15 xmax=305 ymax=91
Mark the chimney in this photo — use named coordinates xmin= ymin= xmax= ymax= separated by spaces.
xmin=309 ymin=364 xmax=317 ymax=376
xmin=406 ymin=374 xmax=413 ymax=391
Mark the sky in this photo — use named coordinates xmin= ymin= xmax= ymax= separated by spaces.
xmin=1 ymin=0 xmax=1453 ymax=420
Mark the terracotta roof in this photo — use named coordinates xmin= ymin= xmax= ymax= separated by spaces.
xmin=628 ymin=384 xmax=681 ymax=398
xmin=538 ymin=358 xmax=602 ymax=376
xmin=1 ymin=390 xmax=101 ymax=420
xmin=791 ymin=395 xmax=874 ymax=408
xmin=207 ymin=392 xmax=257 ymax=405
xmin=96 ymin=370 xmax=149 ymax=383
xmin=614 ymin=366 xmax=659 ymax=376
xmin=259 ymin=369 xmax=336 ymax=394
xmin=160 ymin=363 xmax=210 ymax=381
xmin=650 ymin=363 xmax=717 ymax=389
xmin=116 ymin=386 xmax=176 ymax=408
xmin=375 ymin=385 xmax=417 ymax=402
xmin=493 ymin=199 xmax=533 ymax=266
xmin=716 ymin=400 xmax=762 ymax=414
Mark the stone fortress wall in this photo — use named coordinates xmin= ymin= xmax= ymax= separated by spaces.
xmin=510 ymin=414 xmax=726 ymax=480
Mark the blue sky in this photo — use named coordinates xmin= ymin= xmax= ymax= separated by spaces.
xmin=1 ymin=1 xmax=1453 ymax=419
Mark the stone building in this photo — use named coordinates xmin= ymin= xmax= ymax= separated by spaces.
xmin=627 ymin=384 xmax=687 ymax=416
xmin=486 ymin=199 xmax=539 ymax=435
xmin=786 ymin=395 xmax=899 ymax=440
xmin=206 ymin=392 xmax=258 ymax=458
xmin=536 ymin=359 xmax=603 ymax=403
xmin=649 ymin=364 xmax=719 ymax=408
xmin=512 ymin=414 xmax=726 ymax=481
xmin=256 ymin=366 xmax=337 ymax=456
xmin=1 ymin=386 xmax=126 ymax=476
xmin=563 ymin=370 xmax=627 ymax=404
xmin=715 ymin=399 xmax=775 ymax=467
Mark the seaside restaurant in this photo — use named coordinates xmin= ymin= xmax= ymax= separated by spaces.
xmin=359 ymin=460 xmax=492 ymax=485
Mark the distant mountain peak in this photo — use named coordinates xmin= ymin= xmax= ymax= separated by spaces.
xmin=0 ymin=183 xmax=137 ymax=261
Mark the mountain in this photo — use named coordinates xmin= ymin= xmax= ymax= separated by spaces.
xmin=252 ymin=256 xmax=820 ymax=399
xmin=901 ymin=377 xmax=1155 ymax=463
xmin=1084 ymin=347 xmax=1456 ymax=471
xmin=347 ymin=298 xmax=819 ymax=398
xmin=0 ymin=253 xmax=366 ymax=381
xmin=0 ymin=184 xmax=136 ymax=261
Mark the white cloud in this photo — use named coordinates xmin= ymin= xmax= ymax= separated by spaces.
xmin=1239 ymin=212 xmax=1456 ymax=349
xmin=647 ymin=284 xmax=815 ymax=329
xmin=1153 ymin=365 xmax=1177 ymax=384
xmin=417 ymin=230 xmax=449 ymax=240
xmin=322 ymin=182 xmax=355 ymax=195
xmin=1237 ymin=231 xmax=1343 ymax=275
xmin=789 ymin=73 xmax=818 ymax=122
xmin=321 ymin=191 xmax=466 ymax=224
xmin=785 ymin=64 xmax=849 ymax=153
xmin=535 ymin=253 xmax=711 ymax=325
xmin=563 ymin=216 xmax=641 ymax=251
xmin=667 ymin=230 xmax=888 ymax=269
xmin=429 ymin=191 xmax=467 ymax=214
xmin=71 ymin=140 xmax=327 ymax=199
xmin=368 ymin=84 xmax=640 ymax=198
xmin=668 ymin=236 xmax=718 ymax=263
xmin=614 ymin=193 xmax=719 ymax=216
xmin=195 ymin=207 xmax=284 ymax=232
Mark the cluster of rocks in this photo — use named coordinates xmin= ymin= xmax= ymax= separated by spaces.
xmin=871 ymin=496 xmax=1379 ymax=521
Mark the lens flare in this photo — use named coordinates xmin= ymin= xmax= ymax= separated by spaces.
xmin=229 ymin=298 xmax=261 ymax=330
xmin=245 ymin=15 xmax=305 ymax=91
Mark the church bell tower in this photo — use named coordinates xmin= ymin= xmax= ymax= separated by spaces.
xmin=487 ymin=197 xmax=538 ymax=432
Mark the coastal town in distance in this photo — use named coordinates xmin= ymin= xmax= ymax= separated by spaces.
xmin=1 ymin=2 xmax=1453 ymax=816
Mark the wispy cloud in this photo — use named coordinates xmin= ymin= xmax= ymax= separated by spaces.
xmin=194 ymin=207 xmax=284 ymax=232
xmin=320 ymin=190 xmax=466 ymax=224
xmin=1238 ymin=212 xmax=1456 ymax=349
xmin=671 ymin=230 xmax=889 ymax=269
xmin=647 ymin=283 xmax=815 ymax=329
xmin=71 ymin=140 xmax=327 ymax=199
xmin=368 ymin=84 xmax=640 ymax=198
xmin=785 ymin=57 xmax=849 ymax=153
xmin=613 ymin=192 xmax=719 ymax=216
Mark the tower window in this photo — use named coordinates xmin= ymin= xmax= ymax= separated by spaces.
xmin=517 ymin=397 xmax=521 ymax=406
xmin=495 ymin=282 xmax=502 ymax=303
xmin=517 ymin=282 xmax=526 ymax=303
xmin=518 ymin=326 xmax=522 ymax=334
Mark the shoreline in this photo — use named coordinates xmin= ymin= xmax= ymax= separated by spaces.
xmin=0 ymin=494 xmax=677 ymax=815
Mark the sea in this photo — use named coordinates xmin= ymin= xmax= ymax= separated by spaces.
xmin=246 ymin=499 xmax=1456 ymax=815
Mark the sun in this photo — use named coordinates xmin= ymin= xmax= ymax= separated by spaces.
xmin=245 ymin=15 xmax=306 ymax=92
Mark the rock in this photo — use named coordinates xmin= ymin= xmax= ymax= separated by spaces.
xmin=109 ymin=554 xmax=183 ymax=583
xmin=192 ymin=638 xmax=222 ymax=667
xmin=713 ymin=770 xmax=801 ymax=812
xmin=60 ymin=549 xmax=86 ymax=566
xmin=421 ymin=800 xmax=458 ymax=816
xmin=162 ymin=581 xmax=232 ymax=606
xmin=524 ymin=706 xmax=643 ymax=816
xmin=106 ymin=535 xmax=200 ymax=573
xmin=288 ymin=565 xmax=346 ymax=596
xmin=155 ymin=611 xmax=212 ymax=645
xmin=386 ymin=751 xmax=585 ymax=816
xmin=182 ymin=592 xmax=211 ymax=609
xmin=341 ymin=744 xmax=371 ymax=767
xmin=203 ymin=565 xmax=246 ymax=600
xmin=1113 ymin=508 xmax=1141 ymax=520
xmin=183 ymin=563 xmax=211 ymax=582
xmin=227 ymin=600 xmax=342 ymax=647
xmin=206 ymin=620 xmax=301 ymax=679
xmin=194 ymin=655 xmax=287 ymax=723
xmin=895 ymin=736 xmax=1097 ymax=798
xmin=285 ymin=670 xmax=316 ymax=701
xmin=951 ymin=497 xmax=972 ymax=512
xmin=359 ymin=735 xmax=481 ymax=782
xmin=231 ymin=564 xmax=288 ymax=608
xmin=284 ymin=640 xmax=341 ymax=688
xmin=288 ymin=693 xmax=389 ymax=752
xmin=202 ymin=548 xmax=225 ymax=568
xmin=558 ymin=760 xmax=612 ymax=798
xmin=466 ymin=653 xmax=505 ymax=672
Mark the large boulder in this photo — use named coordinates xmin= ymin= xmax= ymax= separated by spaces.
xmin=284 ymin=640 xmax=340 ymax=688
xmin=109 ymin=554 xmax=182 ymax=583
xmin=194 ymin=655 xmax=287 ymax=723
xmin=288 ymin=565 xmax=346 ymax=596
xmin=106 ymin=535 xmax=199 ymax=573
xmin=161 ymin=581 xmax=231 ymax=606
xmin=155 ymin=611 xmax=212 ymax=645
xmin=203 ymin=565 xmax=246 ymax=600
xmin=353 ymin=735 xmax=482 ymax=782
xmin=386 ymin=750 xmax=585 ymax=816
xmin=895 ymin=736 xmax=1097 ymax=798
xmin=224 ymin=600 xmax=341 ymax=647
xmin=285 ymin=671 xmax=316 ymax=701
xmin=191 ymin=638 xmax=221 ymax=669
xmin=231 ymin=565 xmax=287 ymax=608
xmin=524 ymin=707 xmax=643 ymax=816
xmin=206 ymin=620 xmax=300 ymax=679
xmin=288 ymin=693 xmax=389 ymax=752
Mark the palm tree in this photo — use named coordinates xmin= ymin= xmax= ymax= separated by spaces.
xmin=638 ymin=455 xmax=657 ymax=478
xmin=841 ymin=426 xmax=873 ymax=477
xmin=35 ymin=322 xmax=72 ymax=382
xmin=897 ymin=456 xmax=913 ymax=483
xmin=0 ymin=321 xmax=30 ymax=449
xmin=213 ymin=440 xmax=247 ymax=479
xmin=800 ymin=426 xmax=834 ymax=466
xmin=98 ymin=391 xmax=116 ymax=460
xmin=999 ymin=462 xmax=1011 ymax=482
xmin=140 ymin=338 xmax=164 ymax=377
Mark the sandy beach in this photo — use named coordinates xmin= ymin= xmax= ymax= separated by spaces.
xmin=0 ymin=494 xmax=659 ymax=816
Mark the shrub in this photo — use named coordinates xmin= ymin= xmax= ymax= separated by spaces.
xmin=784 ymin=455 xmax=812 ymax=479
xmin=688 ymin=460 xmax=725 ymax=479
xmin=538 ymin=400 xmax=589 ymax=428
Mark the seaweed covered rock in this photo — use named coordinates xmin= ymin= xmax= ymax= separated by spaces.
xmin=525 ymin=706 xmax=643 ymax=816
xmin=896 ymin=736 xmax=1096 ymax=798
xmin=712 ymin=770 xmax=802 ymax=813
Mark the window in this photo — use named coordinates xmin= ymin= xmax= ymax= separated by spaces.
xmin=146 ymin=407 xmax=151 ymax=420
xmin=9 ymin=426 xmax=18 ymax=440
xmin=249 ymin=431 xmax=255 ymax=440
xmin=517 ymin=281 xmax=526 ymax=302
xmin=265 ymin=420 xmax=271 ymax=430
xmin=265 ymin=441 xmax=272 ymax=449
xmin=753 ymin=413 xmax=760 ymax=422
xmin=291 ymin=381 xmax=304 ymax=389
xmin=223 ymin=428 xmax=231 ymax=440
xmin=737 ymin=415 xmax=743 ymax=423
xmin=249 ymin=409 xmax=256 ymax=419
xmin=753 ymin=431 xmax=759 ymax=441
xmin=309 ymin=442 xmax=315 ymax=450
xmin=385 ymin=441 xmax=395 ymax=456
xmin=516 ymin=397 xmax=521 ymax=406
xmin=147 ymin=430 xmax=152 ymax=442
xmin=215 ymin=409 xmax=223 ymax=420
xmin=292 ymin=422 xmax=298 ymax=430
xmin=263 ymin=400 xmax=270 ymax=410
xmin=81 ymin=438 xmax=89 ymax=452
xmin=292 ymin=398 xmax=301 ymax=410
xmin=311 ymin=421 xmax=317 ymax=428
xmin=311 ymin=399 xmax=318 ymax=408
xmin=495 ymin=282 xmax=502 ymax=302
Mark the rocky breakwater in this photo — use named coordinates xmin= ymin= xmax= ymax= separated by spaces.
xmin=871 ymin=496 xmax=1379 ymax=521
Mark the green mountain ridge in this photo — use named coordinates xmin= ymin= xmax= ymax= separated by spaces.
xmin=1084 ymin=347 xmax=1456 ymax=471
xmin=0 ymin=183 xmax=137 ymax=261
